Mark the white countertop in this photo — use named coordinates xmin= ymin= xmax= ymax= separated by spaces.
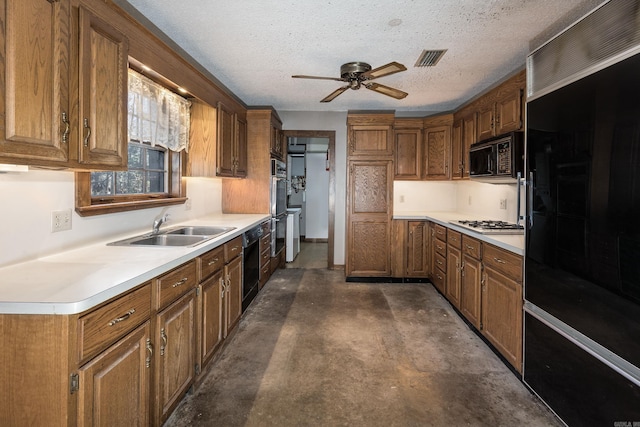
xmin=0 ymin=213 xmax=269 ymax=315
xmin=393 ymin=210 xmax=525 ymax=256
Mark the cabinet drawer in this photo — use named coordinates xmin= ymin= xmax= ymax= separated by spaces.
xmin=434 ymin=252 xmax=446 ymax=270
xmin=78 ymin=282 xmax=151 ymax=363
xmin=260 ymin=220 xmax=271 ymax=235
xmin=199 ymin=246 xmax=224 ymax=282
xmin=434 ymin=238 xmax=447 ymax=257
xmin=483 ymin=244 xmax=523 ymax=283
xmin=260 ymin=259 xmax=271 ymax=281
xmin=434 ymin=224 xmax=447 ymax=242
xmin=260 ymin=247 xmax=271 ymax=266
xmin=260 ymin=233 xmax=271 ymax=251
xmin=224 ymin=236 xmax=243 ymax=262
xmin=462 ymin=235 xmax=482 ymax=260
xmin=447 ymin=229 xmax=462 ymax=249
xmin=156 ymin=260 xmax=197 ymax=310
xmin=432 ymin=267 xmax=446 ymax=291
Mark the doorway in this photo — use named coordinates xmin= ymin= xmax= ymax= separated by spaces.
xmin=283 ymin=130 xmax=335 ymax=269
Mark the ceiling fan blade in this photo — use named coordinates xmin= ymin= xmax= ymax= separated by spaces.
xmin=320 ymin=86 xmax=349 ymax=102
xmin=364 ymin=82 xmax=408 ymax=100
xmin=292 ymin=75 xmax=344 ymax=82
xmin=361 ymin=61 xmax=407 ymax=80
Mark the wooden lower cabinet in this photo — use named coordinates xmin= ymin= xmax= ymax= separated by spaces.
xmin=407 ymin=221 xmax=429 ymax=277
xmin=200 ymin=270 xmax=224 ymax=368
xmin=155 ymin=290 xmax=196 ymax=424
xmin=460 ymin=254 xmax=482 ymax=329
xmin=224 ymin=255 xmax=243 ymax=337
xmin=78 ymin=322 xmax=151 ymax=426
xmin=482 ymin=262 xmax=523 ymax=372
xmin=445 ymin=245 xmax=462 ymax=308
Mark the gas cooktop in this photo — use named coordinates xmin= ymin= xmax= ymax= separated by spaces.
xmin=450 ymin=219 xmax=524 ymax=235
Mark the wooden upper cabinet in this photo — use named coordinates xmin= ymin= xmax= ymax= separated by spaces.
xmin=216 ymin=101 xmax=235 ymax=176
xmin=474 ymin=70 xmax=525 ymax=141
xmin=270 ymin=125 xmax=284 ymax=160
xmin=461 ymin=113 xmax=476 ymax=178
xmin=76 ymin=5 xmax=128 ymax=169
xmin=451 ymin=119 xmax=463 ymax=180
xmin=423 ymin=124 xmax=451 ymax=180
xmin=0 ymin=0 xmax=71 ymax=166
xmin=394 ymin=119 xmax=423 ymax=180
xmin=235 ymin=115 xmax=247 ymax=177
xmin=186 ymin=100 xmax=217 ymax=177
xmin=347 ymin=113 xmax=394 ymax=158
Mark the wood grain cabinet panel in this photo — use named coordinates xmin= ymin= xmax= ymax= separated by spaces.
xmin=224 ymin=255 xmax=243 ymax=336
xmin=461 ymin=113 xmax=476 ymax=178
xmin=451 ymin=119 xmax=463 ymax=179
xmin=423 ymin=125 xmax=451 ymax=179
xmin=349 ymin=125 xmax=393 ymax=157
xmin=156 ymin=260 xmax=197 ymax=311
xmin=155 ymin=290 xmax=196 ymax=424
xmin=394 ymin=128 xmax=422 ymax=180
xmin=460 ymin=236 xmax=482 ymax=329
xmin=186 ymin=100 xmax=218 ymax=177
xmin=216 ymin=101 xmax=235 ymax=176
xmin=348 ymin=220 xmax=391 ymax=276
xmin=0 ymin=0 xmax=71 ymax=165
xmin=407 ymin=221 xmax=429 ymax=277
xmin=76 ymin=5 xmax=128 ymax=169
xmin=78 ymin=322 xmax=151 ymax=427
xmin=446 ymin=244 xmax=462 ymax=308
xmin=199 ymin=270 xmax=224 ymax=368
xmin=350 ymin=161 xmax=391 ymax=214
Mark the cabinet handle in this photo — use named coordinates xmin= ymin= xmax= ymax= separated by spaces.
xmin=61 ymin=112 xmax=70 ymax=144
xmin=108 ymin=308 xmax=135 ymax=326
xmin=460 ymin=261 xmax=465 ymax=276
xmin=207 ymin=258 xmax=219 ymax=266
xmin=436 ymin=259 xmax=443 ymax=266
xmin=465 ymin=245 xmax=474 ymax=250
xmin=83 ymin=118 xmax=91 ymax=147
xmin=220 ymin=277 xmax=225 ymax=298
xmin=160 ymin=328 xmax=167 ymax=356
xmin=172 ymin=277 xmax=188 ymax=288
xmin=231 ymin=246 xmax=238 ymax=252
xmin=493 ymin=257 xmax=506 ymax=264
xmin=145 ymin=339 xmax=153 ymax=368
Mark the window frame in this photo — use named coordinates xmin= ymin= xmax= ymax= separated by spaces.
xmin=75 ymin=150 xmax=187 ymax=217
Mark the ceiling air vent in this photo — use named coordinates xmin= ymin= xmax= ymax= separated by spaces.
xmin=415 ymin=49 xmax=447 ymax=67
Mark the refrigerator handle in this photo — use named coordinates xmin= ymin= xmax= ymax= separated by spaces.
xmin=528 ymin=171 xmax=534 ymax=229
xmin=516 ymin=172 xmax=522 ymax=226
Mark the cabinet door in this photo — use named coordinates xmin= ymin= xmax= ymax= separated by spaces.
xmin=481 ymin=266 xmax=523 ymax=372
xmin=224 ymin=255 xmax=243 ymax=337
xmin=77 ymin=6 xmax=128 ymax=169
xmin=234 ymin=116 xmax=248 ymax=177
xmin=495 ymin=89 xmax=522 ymax=134
xmin=460 ymin=255 xmax=481 ymax=329
xmin=476 ymin=104 xmax=495 ymax=141
xmin=394 ymin=128 xmax=422 ymax=180
xmin=156 ymin=290 xmax=196 ymax=423
xmin=216 ymin=101 xmax=235 ymax=176
xmin=78 ymin=322 xmax=151 ymax=427
xmin=0 ymin=0 xmax=70 ymax=165
xmin=200 ymin=271 xmax=224 ymax=367
xmin=423 ymin=125 xmax=451 ymax=180
xmin=186 ymin=100 xmax=217 ymax=177
xmin=450 ymin=120 xmax=463 ymax=179
xmin=407 ymin=221 xmax=429 ymax=277
xmin=349 ymin=125 xmax=393 ymax=157
xmin=346 ymin=160 xmax=393 ymax=277
xmin=446 ymin=245 xmax=461 ymax=308
xmin=461 ymin=113 xmax=476 ymax=178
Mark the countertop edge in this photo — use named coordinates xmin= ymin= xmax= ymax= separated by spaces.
xmin=0 ymin=214 xmax=270 ymax=315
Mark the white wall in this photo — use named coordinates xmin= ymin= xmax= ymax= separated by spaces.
xmin=0 ymin=169 xmax=222 ymax=267
xmin=279 ymin=111 xmax=347 ymax=265
xmin=305 ymin=152 xmax=329 ymax=239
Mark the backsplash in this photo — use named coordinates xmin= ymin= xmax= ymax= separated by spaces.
xmin=394 ymin=180 xmax=523 ymax=222
xmin=0 ymin=170 xmax=222 ymax=267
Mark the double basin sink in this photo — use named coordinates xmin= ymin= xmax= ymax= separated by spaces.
xmin=108 ymin=226 xmax=236 ymax=247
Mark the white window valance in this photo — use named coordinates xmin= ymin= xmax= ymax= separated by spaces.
xmin=128 ymin=69 xmax=191 ymax=152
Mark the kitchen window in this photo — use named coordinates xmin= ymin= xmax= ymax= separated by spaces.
xmin=76 ymin=68 xmax=190 ymax=216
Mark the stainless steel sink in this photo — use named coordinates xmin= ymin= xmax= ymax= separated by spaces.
xmin=107 ymin=225 xmax=236 ymax=247
xmin=164 ymin=226 xmax=236 ymax=237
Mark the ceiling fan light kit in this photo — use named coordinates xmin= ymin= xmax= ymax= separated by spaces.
xmin=292 ymin=61 xmax=408 ymax=102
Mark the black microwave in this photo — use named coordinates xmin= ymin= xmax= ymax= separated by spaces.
xmin=469 ymin=132 xmax=524 ymax=183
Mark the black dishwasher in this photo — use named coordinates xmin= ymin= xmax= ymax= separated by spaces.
xmin=242 ymin=224 xmax=262 ymax=311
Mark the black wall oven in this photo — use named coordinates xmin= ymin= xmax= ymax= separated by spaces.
xmin=271 ymin=159 xmax=287 ymax=257
xmin=524 ymin=18 xmax=640 ymax=425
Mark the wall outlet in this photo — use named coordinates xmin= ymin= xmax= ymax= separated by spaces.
xmin=399 ymin=194 xmax=405 ymax=203
xmin=468 ymin=195 xmax=472 ymax=205
xmin=185 ymin=199 xmax=192 ymax=211
xmin=52 ymin=209 xmax=72 ymax=232
xmin=499 ymin=199 xmax=507 ymax=210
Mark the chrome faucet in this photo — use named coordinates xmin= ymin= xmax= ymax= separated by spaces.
xmin=152 ymin=213 xmax=169 ymax=234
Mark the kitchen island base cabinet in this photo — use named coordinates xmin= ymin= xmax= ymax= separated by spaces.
xmin=78 ymin=322 xmax=151 ymax=426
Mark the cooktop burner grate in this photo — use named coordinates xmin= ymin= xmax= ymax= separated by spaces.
xmin=451 ymin=220 xmax=524 ymax=235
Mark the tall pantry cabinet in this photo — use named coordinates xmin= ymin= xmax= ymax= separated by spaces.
xmin=345 ymin=112 xmax=394 ymax=278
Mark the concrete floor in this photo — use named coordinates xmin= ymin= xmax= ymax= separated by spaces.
xmin=166 ymin=266 xmax=560 ymax=426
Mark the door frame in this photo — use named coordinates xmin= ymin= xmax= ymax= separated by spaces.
xmin=283 ymin=130 xmax=336 ymax=269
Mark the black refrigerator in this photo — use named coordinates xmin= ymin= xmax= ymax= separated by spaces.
xmin=524 ymin=3 xmax=640 ymax=424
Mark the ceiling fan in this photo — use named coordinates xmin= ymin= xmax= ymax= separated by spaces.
xmin=292 ymin=61 xmax=408 ymax=102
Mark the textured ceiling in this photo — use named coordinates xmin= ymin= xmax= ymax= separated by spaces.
xmin=121 ymin=0 xmax=599 ymax=114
